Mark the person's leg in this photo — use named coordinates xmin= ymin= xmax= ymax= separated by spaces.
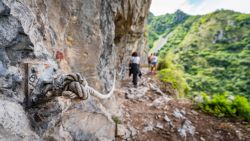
xmin=153 ymin=63 xmax=156 ymax=74
xmin=155 ymin=63 xmax=157 ymax=73
xmin=129 ymin=63 xmax=132 ymax=77
xmin=132 ymin=73 xmax=138 ymax=87
xmin=150 ymin=64 xmax=153 ymax=73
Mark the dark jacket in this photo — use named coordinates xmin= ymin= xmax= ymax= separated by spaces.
xmin=129 ymin=63 xmax=141 ymax=77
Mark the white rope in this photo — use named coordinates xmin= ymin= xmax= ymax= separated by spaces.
xmin=61 ymin=71 xmax=116 ymax=99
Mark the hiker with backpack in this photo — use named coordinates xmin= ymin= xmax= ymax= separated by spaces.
xmin=129 ymin=52 xmax=141 ymax=88
xmin=150 ymin=53 xmax=158 ymax=74
xmin=147 ymin=53 xmax=153 ymax=68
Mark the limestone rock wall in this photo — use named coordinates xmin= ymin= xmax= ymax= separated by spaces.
xmin=2 ymin=0 xmax=151 ymax=92
xmin=0 ymin=0 xmax=151 ymax=140
xmin=0 ymin=0 xmax=35 ymax=103
xmin=113 ymin=0 xmax=151 ymax=78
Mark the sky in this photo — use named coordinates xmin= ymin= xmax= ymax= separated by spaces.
xmin=150 ymin=0 xmax=250 ymax=15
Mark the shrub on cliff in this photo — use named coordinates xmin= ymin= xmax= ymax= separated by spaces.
xmin=198 ymin=93 xmax=250 ymax=121
xmin=157 ymin=53 xmax=189 ymax=97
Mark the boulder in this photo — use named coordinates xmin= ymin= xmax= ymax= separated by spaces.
xmin=28 ymin=97 xmax=115 ymax=141
xmin=0 ymin=99 xmax=40 ymax=140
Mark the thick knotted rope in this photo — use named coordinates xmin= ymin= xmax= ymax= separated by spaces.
xmin=61 ymin=73 xmax=89 ymax=99
xmin=29 ymin=72 xmax=116 ymax=106
xmin=50 ymin=72 xmax=116 ymax=99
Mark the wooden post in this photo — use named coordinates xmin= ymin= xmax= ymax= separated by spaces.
xmin=24 ymin=63 xmax=29 ymax=106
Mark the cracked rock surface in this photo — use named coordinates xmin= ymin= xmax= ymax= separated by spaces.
xmin=0 ymin=0 xmax=151 ymax=140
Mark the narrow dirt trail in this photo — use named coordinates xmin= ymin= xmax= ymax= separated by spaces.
xmin=115 ymin=68 xmax=250 ymax=141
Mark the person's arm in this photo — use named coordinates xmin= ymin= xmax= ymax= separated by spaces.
xmin=129 ymin=57 xmax=132 ymax=68
xmin=138 ymin=57 xmax=141 ymax=67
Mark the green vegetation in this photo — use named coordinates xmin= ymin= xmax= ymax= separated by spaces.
xmin=147 ymin=26 xmax=159 ymax=49
xmin=147 ymin=10 xmax=189 ymax=48
xmin=157 ymin=53 xmax=189 ymax=97
xmin=198 ymin=93 xmax=250 ymax=121
xmin=147 ymin=10 xmax=250 ymax=120
xmin=159 ymin=16 xmax=201 ymax=56
xmin=112 ymin=116 xmax=121 ymax=124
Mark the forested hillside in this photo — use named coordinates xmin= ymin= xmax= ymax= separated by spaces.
xmin=147 ymin=10 xmax=189 ymax=48
xmin=147 ymin=10 xmax=250 ymax=120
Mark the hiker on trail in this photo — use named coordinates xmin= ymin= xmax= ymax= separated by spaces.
xmin=150 ymin=53 xmax=158 ymax=74
xmin=129 ymin=52 xmax=141 ymax=88
xmin=147 ymin=53 xmax=153 ymax=68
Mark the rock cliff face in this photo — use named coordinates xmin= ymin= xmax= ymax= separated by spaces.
xmin=2 ymin=0 xmax=151 ymax=91
xmin=0 ymin=0 xmax=151 ymax=140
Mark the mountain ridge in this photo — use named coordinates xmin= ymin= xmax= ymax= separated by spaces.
xmin=147 ymin=9 xmax=250 ymax=100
